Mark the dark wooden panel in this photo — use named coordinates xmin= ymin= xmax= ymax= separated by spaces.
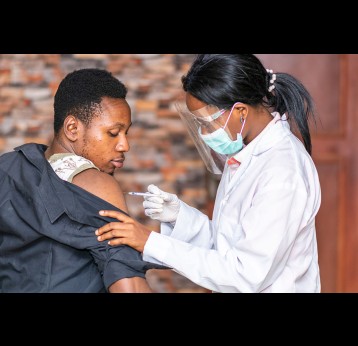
xmin=340 ymin=55 xmax=358 ymax=292
xmin=314 ymin=158 xmax=344 ymax=292
xmin=256 ymin=54 xmax=343 ymax=135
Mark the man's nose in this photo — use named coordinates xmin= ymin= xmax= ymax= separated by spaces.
xmin=116 ymin=137 xmax=130 ymax=152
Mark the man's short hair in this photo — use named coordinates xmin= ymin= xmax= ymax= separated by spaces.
xmin=53 ymin=68 xmax=127 ymax=134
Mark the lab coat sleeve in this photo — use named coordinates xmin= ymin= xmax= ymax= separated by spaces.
xmin=160 ymin=200 xmax=214 ymax=245
xmin=143 ymin=200 xmax=214 ymax=266
xmin=143 ymin=174 xmax=317 ymax=292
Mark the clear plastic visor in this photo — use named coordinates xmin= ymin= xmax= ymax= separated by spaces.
xmin=190 ymin=104 xmax=226 ymax=120
xmin=175 ymin=101 xmax=228 ymax=175
xmin=190 ymin=104 xmax=233 ymax=137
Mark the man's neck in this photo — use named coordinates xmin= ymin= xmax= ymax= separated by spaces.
xmin=45 ymin=137 xmax=74 ymax=159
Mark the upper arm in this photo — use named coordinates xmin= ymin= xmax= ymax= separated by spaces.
xmin=72 ymin=168 xmax=128 ymax=213
xmin=70 ymin=169 xmax=157 ymax=292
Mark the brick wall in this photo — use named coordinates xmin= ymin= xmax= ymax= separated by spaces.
xmin=0 ymin=54 xmax=212 ymax=293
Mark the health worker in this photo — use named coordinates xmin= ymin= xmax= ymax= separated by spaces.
xmin=95 ymin=54 xmax=322 ymax=293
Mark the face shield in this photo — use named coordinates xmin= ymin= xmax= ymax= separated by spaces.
xmin=175 ymin=101 xmax=231 ymax=175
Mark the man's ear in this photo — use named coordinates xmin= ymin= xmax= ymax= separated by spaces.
xmin=63 ymin=115 xmax=80 ymax=141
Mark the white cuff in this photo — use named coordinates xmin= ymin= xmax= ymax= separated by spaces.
xmin=143 ymin=231 xmax=172 ymax=266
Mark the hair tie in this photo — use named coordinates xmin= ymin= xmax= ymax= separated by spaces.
xmin=266 ymin=68 xmax=276 ymax=93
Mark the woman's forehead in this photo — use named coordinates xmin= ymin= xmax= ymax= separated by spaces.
xmin=185 ymin=93 xmax=221 ymax=118
xmin=190 ymin=104 xmax=222 ymax=118
xmin=185 ymin=93 xmax=205 ymax=111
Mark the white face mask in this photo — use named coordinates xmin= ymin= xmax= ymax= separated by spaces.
xmin=199 ymin=103 xmax=246 ymax=155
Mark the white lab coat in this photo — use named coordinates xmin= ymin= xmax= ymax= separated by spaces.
xmin=143 ymin=113 xmax=321 ymax=292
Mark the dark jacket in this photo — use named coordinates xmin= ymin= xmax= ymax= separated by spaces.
xmin=0 ymin=143 xmax=165 ymax=292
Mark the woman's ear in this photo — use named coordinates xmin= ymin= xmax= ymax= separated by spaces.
xmin=63 ymin=115 xmax=79 ymax=141
xmin=234 ymin=104 xmax=248 ymax=120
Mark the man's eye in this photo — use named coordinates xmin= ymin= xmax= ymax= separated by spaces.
xmin=109 ymin=132 xmax=118 ymax=137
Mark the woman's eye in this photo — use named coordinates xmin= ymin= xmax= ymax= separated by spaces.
xmin=109 ymin=132 xmax=118 ymax=137
xmin=195 ymin=118 xmax=208 ymax=127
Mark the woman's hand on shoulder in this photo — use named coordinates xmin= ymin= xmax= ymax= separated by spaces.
xmin=95 ymin=209 xmax=152 ymax=253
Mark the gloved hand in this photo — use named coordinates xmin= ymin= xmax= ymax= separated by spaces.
xmin=142 ymin=184 xmax=181 ymax=224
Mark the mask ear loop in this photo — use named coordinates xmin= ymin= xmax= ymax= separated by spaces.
xmin=239 ymin=117 xmax=247 ymax=135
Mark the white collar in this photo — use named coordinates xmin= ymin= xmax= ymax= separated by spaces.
xmin=228 ymin=112 xmax=287 ymax=164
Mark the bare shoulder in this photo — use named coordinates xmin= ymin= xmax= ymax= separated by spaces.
xmin=72 ymin=168 xmax=128 ymax=213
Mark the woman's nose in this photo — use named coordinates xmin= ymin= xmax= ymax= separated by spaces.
xmin=200 ymin=126 xmax=210 ymax=135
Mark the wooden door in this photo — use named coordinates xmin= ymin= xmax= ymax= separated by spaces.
xmin=256 ymin=54 xmax=358 ymax=292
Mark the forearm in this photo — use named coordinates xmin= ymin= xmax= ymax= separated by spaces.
xmin=108 ymin=277 xmax=153 ymax=293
